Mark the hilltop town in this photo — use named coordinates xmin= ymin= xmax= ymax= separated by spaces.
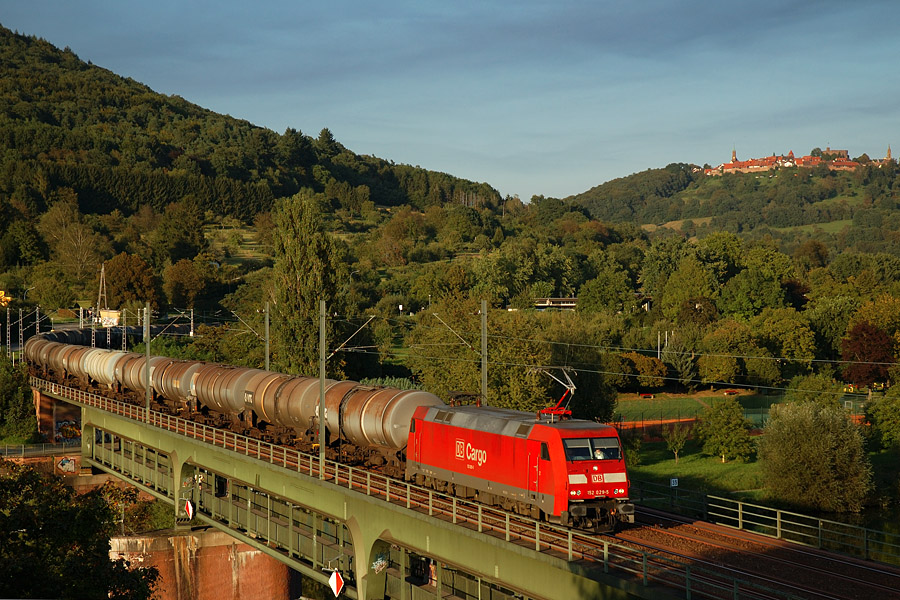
xmin=703 ymin=146 xmax=894 ymax=175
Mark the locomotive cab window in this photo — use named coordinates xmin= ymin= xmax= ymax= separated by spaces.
xmin=540 ymin=442 xmax=550 ymax=461
xmin=563 ymin=437 xmax=622 ymax=461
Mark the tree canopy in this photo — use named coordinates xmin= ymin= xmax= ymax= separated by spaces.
xmin=0 ymin=461 xmax=159 ymax=599
xmin=758 ymin=403 xmax=872 ymax=512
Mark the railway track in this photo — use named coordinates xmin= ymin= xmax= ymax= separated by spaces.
xmin=609 ymin=507 xmax=900 ymax=599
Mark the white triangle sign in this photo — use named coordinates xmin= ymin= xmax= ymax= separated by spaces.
xmin=329 ymin=570 xmax=344 ymax=597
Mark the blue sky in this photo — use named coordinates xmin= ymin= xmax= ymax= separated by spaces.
xmin=4 ymin=1 xmax=899 ymax=200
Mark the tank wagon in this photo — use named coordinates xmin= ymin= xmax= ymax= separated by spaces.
xmin=25 ymin=328 xmax=634 ymax=531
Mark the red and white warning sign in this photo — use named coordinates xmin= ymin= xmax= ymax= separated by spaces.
xmin=184 ymin=499 xmax=194 ymax=520
xmin=328 ymin=570 xmax=344 ymax=597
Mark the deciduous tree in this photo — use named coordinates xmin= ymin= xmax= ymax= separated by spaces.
xmin=759 ymin=403 xmax=872 ymax=512
xmin=0 ymin=356 xmax=37 ymax=441
xmin=694 ymin=398 xmax=753 ymax=462
xmin=104 ymin=252 xmax=160 ymax=310
xmin=663 ymin=423 xmax=691 ymax=464
xmin=841 ymin=322 xmax=894 ymax=387
xmin=162 ymin=258 xmax=204 ymax=308
xmin=0 ymin=462 xmax=159 ymax=599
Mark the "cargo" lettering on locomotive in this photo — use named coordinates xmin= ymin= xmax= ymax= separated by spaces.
xmin=455 ymin=438 xmax=487 ymax=466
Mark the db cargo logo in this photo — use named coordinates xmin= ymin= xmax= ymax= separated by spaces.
xmin=455 ymin=439 xmax=466 ymax=459
xmin=591 ymin=474 xmax=604 ymax=483
xmin=455 ymin=439 xmax=487 ymax=466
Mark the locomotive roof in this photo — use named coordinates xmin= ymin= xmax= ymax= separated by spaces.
xmin=424 ymin=404 xmax=616 ymax=439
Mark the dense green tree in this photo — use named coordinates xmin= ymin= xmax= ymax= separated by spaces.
xmin=151 ymin=199 xmax=207 ymax=267
xmin=742 ymin=243 xmax=795 ymax=283
xmin=805 ymin=295 xmax=859 ymax=358
xmin=37 ymin=195 xmax=110 ymax=285
xmin=0 ymin=220 xmax=47 ymax=267
xmin=660 ymin=256 xmax=717 ymax=319
xmin=0 ymin=461 xmax=159 ymax=599
xmin=751 ymin=307 xmax=816 ymax=368
xmin=849 ymin=294 xmax=900 ymax=340
xmin=30 ymin=261 xmax=77 ymax=309
xmin=639 ymin=236 xmax=689 ymax=297
xmin=162 ymin=258 xmax=205 ymax=308
xmin=577 ymin=268 xmax=632 ymax=314
xmin=661 ymin=334 xmax=699 ymax=391
xmin=694 ymin=231 xmax=744 ymax=285
xmin=759 ymin=403 xmax=872 ymax=512
xmin=0 ymin=356 xmax=37 ymax=442
xmin=694 ymin=398 xmax=753 ymax=462
xmin=698 ymin=353 xmax=740 ymax=386
xmin=793 ymin=239 xmax=830 ymax=272
xmin=104 ymin=252 xmax=160 ymax=311
xmin=866 ymin=388 xmax=900 ymax=449
xmin=717 ymin=268 xmax=785 ymax=319
xmin=783 ymin=373 xmax=842 ymax=407
xmin=272 ymin=190 xmax=346 ymax=376
xmin=620 ymin=351 xmax=666 ymax=389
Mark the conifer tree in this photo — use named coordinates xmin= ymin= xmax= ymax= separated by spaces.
xmin=272 ymin=190 xmax=346 ymax=376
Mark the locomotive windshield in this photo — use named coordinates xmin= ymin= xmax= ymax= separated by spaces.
xmin=563 ymin=437 xmax=622 ymax=461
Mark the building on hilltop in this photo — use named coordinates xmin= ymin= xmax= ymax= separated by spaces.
xmin=701 ymin=145 xmax=896 ymax=176
xmin=821 ymin=147 xmax=850 ymax=159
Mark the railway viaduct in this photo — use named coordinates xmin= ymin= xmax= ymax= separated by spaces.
xmin=31 ymin=377 xmax=774 ymax=600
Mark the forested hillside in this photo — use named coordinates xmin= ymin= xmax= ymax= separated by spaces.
xmin=0 ymin=25 xmax=499 ymax=222
xmin=568 ymin=160 xmax=900 ymax=256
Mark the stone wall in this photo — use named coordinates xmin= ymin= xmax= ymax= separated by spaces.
xmin=109 ymin=529 xmax=302 ymax=600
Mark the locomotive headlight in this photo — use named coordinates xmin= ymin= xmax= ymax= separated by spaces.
xmin=592 ymin=466 xmax=598 ymax=471
xmin=576 ymin=490 xmax=582 ymax=496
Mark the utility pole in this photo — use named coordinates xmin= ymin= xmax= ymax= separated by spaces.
xmin=144 ymin=303 xmax=150 ymax=422
xmin=17 ymin=308 xmax=22 ymax=366
xmin=481 ymin=299 xmax=488 ymax=404
xmin=97 ymin=263 xmax=108 ymax=311
xmin=319 ymin=299 xmax=326 ymax=480
xmin=264 ymin=302 xmax=270 ymax=371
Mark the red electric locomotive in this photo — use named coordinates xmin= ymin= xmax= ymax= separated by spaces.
xmin=406 ymin=404 xmax=634 ymax=532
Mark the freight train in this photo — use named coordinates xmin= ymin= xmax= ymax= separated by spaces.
xmin=25 ymin=327 xmax=634 ymax=532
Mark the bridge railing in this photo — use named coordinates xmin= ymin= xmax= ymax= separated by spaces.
xmin=36 ymin=377 xmax=806 ymax=600
xmin=0 ymin=441 xmax=81 ymax=457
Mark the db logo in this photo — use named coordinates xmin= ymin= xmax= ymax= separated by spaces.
xmin=591 ymin=474 xmax=604 ymax=483
xmin=455 ymin=439 xmax=466 ymax=459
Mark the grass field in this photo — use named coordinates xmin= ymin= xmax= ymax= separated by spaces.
xmin=772 ymin=219 xmax=853 ymax=235
xmin=629 ymin=439 xmax=765 ymax=500
xmin=204 ymin=224 xmax=270 ymax=265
